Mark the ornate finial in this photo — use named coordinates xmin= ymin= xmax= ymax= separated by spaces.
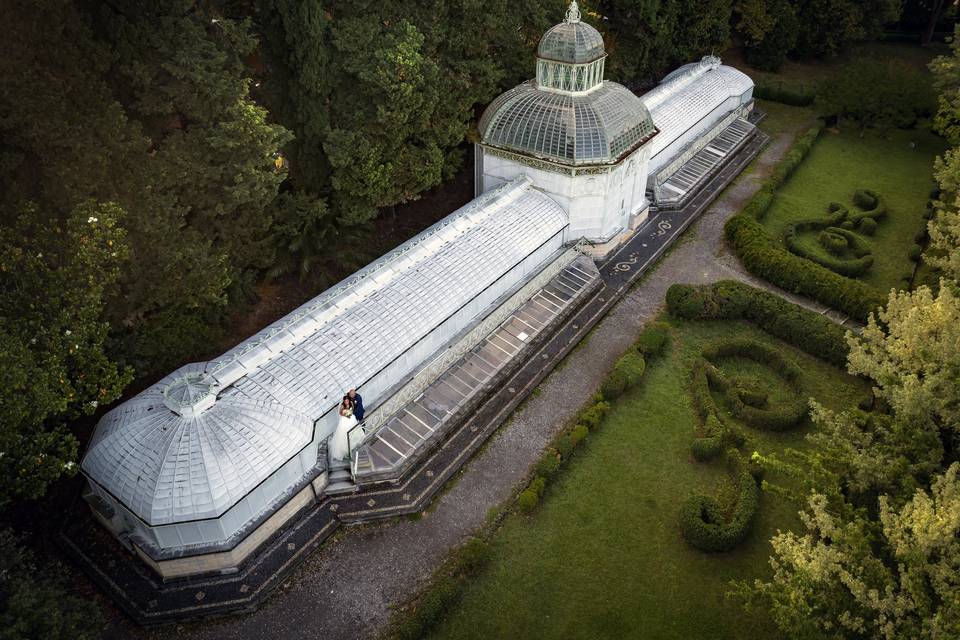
xmin=565 ymin=0 xmax=581 ymax=23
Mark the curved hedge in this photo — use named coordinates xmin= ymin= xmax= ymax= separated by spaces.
xmin=724 ymin=125 xmax=885 ymax=321
xmin=666 ymin=280 xmax=849 ymax=366
xmin=850 ymin=189 xmax=887 ymax=223
xmin=700 ymin=339 xmax=808 ymax=432
xmin=679 ymin=471 xmax=760 ymax=552
xmin=726 ymin=214 xmax=884 ymax=319
xmin=785 ymin=223 xmax=873 ymax=277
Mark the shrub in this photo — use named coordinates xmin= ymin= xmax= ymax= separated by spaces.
xmin=859 ymin=217 xmax=877 ymax=235
xmin=909 ymin=244 xmax=922 ymax=261
xmin=456 ymin=538 xmax=491 ymax=577
xmin=555 ymin=433 xmax=575 ymax=460
xmin=529 ymin=476 xmax=547 ymax=498
xmin=569 ymin=424 xmax=589 ymax=448
xmin=913 ymin=230 xmax=927 ymax=243
xmin=666 ymin=281 xmax=850 ymax=366
xmin=599 ymin=369 xmax=628 ymax=400
xmin=635 ymin=322 xmax=671 ymax=357
xmin=577 ymin=401 xmax=610 ymax=431
xmin=679 ymin=472 xmax=760 ymax=552
xmin=840 ymin=220 xmax=855 ymax=230
xmin=533 ymin=450 xmax=561 ymax=479
xmin=818 ymin=229 xmax=848 ymax=255
xmin=600 ymin=352 xmax=646 ymax=400
xmin=396 ymin=576 xmax=460 ymax=640
xmin=852 ymin=189 xmax=878 ymax=210
xmin=849 ymin=189 xmax=887 ymax=223
xmin=691 ymin=436 xmax=723 ymax=461
xmin=738 ymin=387 xmax=768 ymax=407
xmin=518 ymin=488 xmax=539 ymax=513
xmin=923 ymin=209 xmax=935 ymax=220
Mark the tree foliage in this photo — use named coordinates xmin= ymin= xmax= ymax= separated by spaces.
xmin=817 ymin=58 xmax=935 ymax=131
xmin=0 ymin=529 xmax=103 ymax=640
xmin=847 ymin=284 xmax=960 ymax=437
xmin=738 ymin=466 xmax=960 ymax=640
xmin=0 ymin=201 xmax=131 ymax=506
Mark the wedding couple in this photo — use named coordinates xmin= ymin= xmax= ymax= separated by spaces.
xmin=329 ymin=388 xmax=365 ymax=460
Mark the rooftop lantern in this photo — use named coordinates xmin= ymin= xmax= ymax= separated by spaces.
xmin=535 ymin=1 xmax=607 ymax=95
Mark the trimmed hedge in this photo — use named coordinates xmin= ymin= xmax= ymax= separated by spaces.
xmin=701 ymin=340 xmax=808 ymax=432
xmin=781 ymin=197 xmax=878 ymax=278
xmin=665 ymin=280 xmax=849 ymax=366
xmin=679 ymin=471 xmax=760 ymax=552
xmin=818 ymin=229 xmax=848 ymax=255
xmin=600 ymin=351 xmax=646 ymax=400
xmin=726 ymin=213 xmax=884 ymax=320
xmin=849 ymin=189 xmax=887 ymax=225
xmin=635 ymin=322 xmax=671 ymax=358
xmin=754 ymin=83 xmax=815 ymax=107
xmin=724 ymin=125 xmax=885 ymax=320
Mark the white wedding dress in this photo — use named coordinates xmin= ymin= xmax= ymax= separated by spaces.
xmin=330 ymin=411 xmax=358 ymax=461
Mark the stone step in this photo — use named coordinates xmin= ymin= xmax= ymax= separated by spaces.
xmin=325 ymin=480 xmax=359 ymax=495
xmin=329 ymin=459 xmax=350 ymax=471
xmin=329 ymin=469 xmax=352 ymax=483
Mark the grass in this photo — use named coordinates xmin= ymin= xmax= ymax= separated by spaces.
xmin=424 ymin=316 xmax=869 ymax=640
xmin=755 ymin=99 xmax=816 ymax=141
xmin=759 ymin=127 xmax=944 ymax=291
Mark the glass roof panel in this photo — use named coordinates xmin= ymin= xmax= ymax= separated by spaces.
xmin=81 ymin=177 xmax=568 ymax=526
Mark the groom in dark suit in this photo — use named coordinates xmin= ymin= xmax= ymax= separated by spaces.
xmin=347 ymin=388 xmax=364 ymax=422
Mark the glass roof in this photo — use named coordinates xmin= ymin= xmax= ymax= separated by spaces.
xmin=641 ymin=58 xmax=754 ymax=165
xmin=479 ymin=80 xmax=657 ymax=166
xmin=82 ymin=362 xmax=314 ymax=526
xmin=538 ymin=2 xmax=605 ymax=63
xmin=81 ymin=177 xmax=569 ymax=526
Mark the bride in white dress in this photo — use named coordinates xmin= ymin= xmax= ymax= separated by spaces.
xmin=330 ymin=396 xmax=357 ymax=461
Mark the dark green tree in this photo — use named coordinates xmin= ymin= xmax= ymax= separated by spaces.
xmin=793 ymin=0 xmax=901 ymax=57
xmin=92 ymin=0 xmax=292 ymax=372
xmin=0 ymin=201 xmax=132 ymax=506
xmin=597 ymin=0 xmax=684 ymax=85
xmin=0 ymin=529 xmax=103 ymax=640
xmin=735 ymin=0 xmax=799 ymax=71
xmin=818 ymin=58 xmax=935 ymax=131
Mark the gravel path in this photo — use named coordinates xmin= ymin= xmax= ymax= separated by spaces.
xmin=110 ymin=121 xmax=817 ymax=640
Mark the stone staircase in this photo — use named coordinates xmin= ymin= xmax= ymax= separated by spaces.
xmin=329 ymin=255 xmax=601 ymax=491
xmin=325 ymin=459 xmax=358 ymax=495
xmin=654 ymin=117 xmax=756 ymax=210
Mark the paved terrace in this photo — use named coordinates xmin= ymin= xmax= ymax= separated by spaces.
xmin=85 ymin=110 xmax=844 ymax=638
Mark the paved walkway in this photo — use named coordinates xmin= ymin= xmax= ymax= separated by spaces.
xmin=105 ymin=119 xmax=822 ymax=640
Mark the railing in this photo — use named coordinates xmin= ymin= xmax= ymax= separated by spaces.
xmin=346 ymin=241 xmax=588 ymax=477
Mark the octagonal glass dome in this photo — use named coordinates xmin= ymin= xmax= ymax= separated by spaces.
xmin=480 ymin=1 xmax=656 ymax=166
xmin=480 ymin=81 xmax=656 ymax=166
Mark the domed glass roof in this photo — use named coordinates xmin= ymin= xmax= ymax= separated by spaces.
xmin=537 ymin=1 xmax=605 ymax=63
xmin=479 ymin=81 xmax=657 ymax=166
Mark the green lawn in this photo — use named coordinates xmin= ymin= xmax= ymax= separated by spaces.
xmin=760 ymin=127 xmax=945 ymax=291
xmin=428 ymin=318 xmax=869 ymax=640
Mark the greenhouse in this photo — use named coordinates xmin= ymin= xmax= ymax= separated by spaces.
xmin=80 ymin=0 xmax=758 ymax=581
xmin=81 ymin=177 xmax=568 ymax=574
